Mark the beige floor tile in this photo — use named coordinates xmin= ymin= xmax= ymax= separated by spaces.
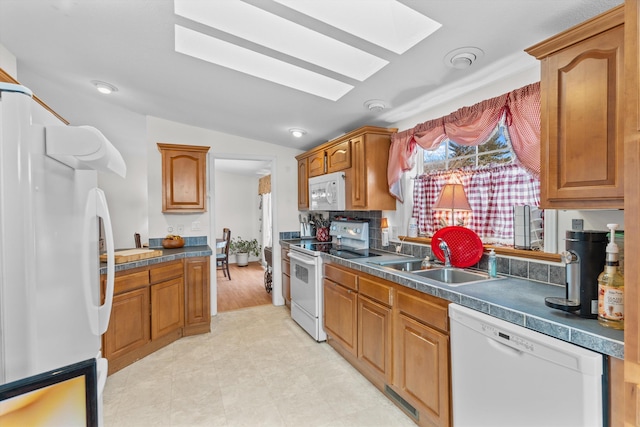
xmin=103 ymin=305 xmax=416 ymax=427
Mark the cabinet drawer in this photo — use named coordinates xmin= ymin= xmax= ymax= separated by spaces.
xmin=324 ymin=263 xmax=358 ymax=291
xmin=359 ymin=275 xmax=392 ymax=307
xmin=150 ymin=260 xmax=184 ymax=283
xmin=114 ymin=270 xmax=149 ymax=295
xmin=396 ymin=290 xmax=449 ymax=333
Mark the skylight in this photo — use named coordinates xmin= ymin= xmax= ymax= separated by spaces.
xmin=174 ymin=0 xmax=389 ymax=81
xmin=172 ymin=0 xmax=440 ymax=100
xmin=174 ymin=25 xmax=354 ymax=101
xmin=273 ymin=0 xmax=442 ymax=54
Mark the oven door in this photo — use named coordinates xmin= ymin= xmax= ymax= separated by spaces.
xmin=288 ymin=250 xmax=320 ymax=317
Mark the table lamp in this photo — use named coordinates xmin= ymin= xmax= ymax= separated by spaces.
xmin=433 ymin=183 xmax=472 ymax=226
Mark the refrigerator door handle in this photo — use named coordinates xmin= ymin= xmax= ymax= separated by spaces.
xmin=94 ymin=188 xmax=115 ymax=335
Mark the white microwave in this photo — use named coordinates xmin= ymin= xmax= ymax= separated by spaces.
xmin=309 ymin=171 xmax=346 ymax=211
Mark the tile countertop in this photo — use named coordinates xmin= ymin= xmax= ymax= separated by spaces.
xmin=99 ymin=245 xmax=213 ymax=275
xmin=322 ymin=251 xmax=624 ymax=360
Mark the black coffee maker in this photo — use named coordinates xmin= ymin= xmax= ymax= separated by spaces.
xmin=545 ymin=230 xmax=608 ymax=318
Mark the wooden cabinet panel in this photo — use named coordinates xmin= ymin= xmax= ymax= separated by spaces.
xmin=359 ymin=275 xmax=393 ymax=306
xmin=526 ymin=7 xmax=624 ymax=209
xmin=158 ymin=143 xmax=210 ymax=212
xmin=358 ymin=295 xmax=392 ymax=383
xmin=184 ymin=257 xmax=211 ymax=335
xmin=323 ymin=279 xmax=358 ymax=356
xmin=281 ymin=248 xmax=291 ymax=307
xmin=326 ymin=140 xmax=351 ymax=173
xmin=394 ymin=314 xmax=450 ymax=427
xmin=308 ymin=151 xmax=325 ymax=177
xmin=297 ymin=158 xmax=309 ymax=210
xmin=396 ymin=290 xmax=449 ymax=333
xmin=150 ymin=259 xmax=183 ymax=283
xmin=324 ymin=263 xmax=358 ymax=291
xmin=104 ymin=287 xmax=150 ymax=360
xmin=151 ymin=277 xmax=184 ymax=340
xmin=114 ymin=270 xmax=149 ymax=295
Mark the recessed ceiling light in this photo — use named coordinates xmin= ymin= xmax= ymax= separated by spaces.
xmin=364 ymin=99 xmax=386 ymax=112
xmin=175 ymin=25 xmax=353 ymax=101
xmin=444 ymin=47 xmax=484 ymax=69
xmin=91 ymin=80 xmax=118 ymax=94
xmin=289 ymin=129 xmax=307 ymax=138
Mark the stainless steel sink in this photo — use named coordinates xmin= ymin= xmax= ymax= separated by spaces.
xmin=412 ymin=268 xmax=494 ymax=285
xmin=377 ymin=260 xmax=424 ymax=272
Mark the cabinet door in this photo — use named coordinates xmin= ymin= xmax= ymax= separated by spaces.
xmin=158 ymin=143 xmax=210 ymax=213
xmin=349 ymin=136 xmax=367 ymax=209
xmin=308 ymin=151 xmax=326 ymax=177
xmin=358 ymin=295 xmax=392 ymax=383
xmin=323 ymin=279 xmax=357 ymax=356
xmin=184 ymin=257 xmax=211 ymax=335
xmin=297 ymin=157 xmax=309 ymax=210
xmin=542 ymin=25 xmax=624 ymax=208
xmin=394 ymin=314 xmax=450 ymax=427
xmin=103 ymin=287 xmax=150 ymax=360
xmin=326 ymin=140 xmax=351 ymax=173
xmin=151 ymin=277 xmax=184 ymax=340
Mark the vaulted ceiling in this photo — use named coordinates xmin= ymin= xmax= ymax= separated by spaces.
xmin=0 ymin=0 xmax=623 ymax=154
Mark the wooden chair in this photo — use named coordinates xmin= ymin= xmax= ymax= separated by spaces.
xmin=216 ymin=228 xmax=231 ymax=279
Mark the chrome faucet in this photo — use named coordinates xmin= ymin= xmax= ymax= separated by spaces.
xmin=438 ymin=239 xmax=452 ymax=268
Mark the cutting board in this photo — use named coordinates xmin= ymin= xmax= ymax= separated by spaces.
xmin=100 ymin=248 xmax=163 ymax=264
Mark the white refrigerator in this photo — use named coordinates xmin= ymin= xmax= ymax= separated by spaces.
xmin=0 ymin=83 xmax=125 ymax=424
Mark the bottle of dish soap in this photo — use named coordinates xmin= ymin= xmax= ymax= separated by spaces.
xmin=488 ymin=249 xmax=497 ymax=278
xmin=597 ymin=224 xmax=624 ymax=330
xmin=421 ymin=256 xmax=432 ymax=270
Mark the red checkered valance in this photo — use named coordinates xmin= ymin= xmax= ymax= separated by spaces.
xmin=413 ymin=164 xmax=540 ymax=243
xmin=388 ymin=82 xmax=540 ymax=201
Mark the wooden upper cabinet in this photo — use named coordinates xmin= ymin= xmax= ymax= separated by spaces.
xmin=326 ymin=140 xmax=351 ymax=173
xmin=295 ymin=126 xmax=397 ymax=211
xmin=157 ymin=143 xmax=210 ymax=213
xmin=526 ymin=6 xmax=624 ymax=209
xmin=308 ymin=151 xmax=326 ymax=178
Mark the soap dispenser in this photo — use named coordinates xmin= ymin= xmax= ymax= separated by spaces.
xmin=597 ymin=224 xmax=624 ymax=329
xmin=488 ymin=249 xmax=497 ymax=278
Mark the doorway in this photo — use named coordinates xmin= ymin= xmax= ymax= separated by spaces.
xmin=210 ymin=156 xmax=276 ymax=315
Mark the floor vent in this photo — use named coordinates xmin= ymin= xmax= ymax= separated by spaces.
xmin=384 ymin=385 xmax=419 ymax=421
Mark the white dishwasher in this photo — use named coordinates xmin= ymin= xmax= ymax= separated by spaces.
xmin=449 ymin=304 xmax=604 ymax=427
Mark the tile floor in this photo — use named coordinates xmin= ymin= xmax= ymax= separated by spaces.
xmin=103 ymin=304 xmax=416 ymax=427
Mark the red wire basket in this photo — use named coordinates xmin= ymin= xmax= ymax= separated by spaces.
xmin=431 ymin=226 xmax=484 ymax=268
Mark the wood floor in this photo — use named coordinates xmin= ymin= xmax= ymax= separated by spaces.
xmin=216 ymin=261 xmax=273 ymax=312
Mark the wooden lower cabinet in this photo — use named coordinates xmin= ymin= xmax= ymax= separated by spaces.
xmin=282 ymin=248 xmax=291 ymax=308
xmin=151 ymin=277 xmax=184 ymax=340
xmin=184 ymin=256 xmax=211 ymax=335
xmin=358 ymin=295 xmax=392 ymax=384
xmin=323 ymin=263 xmax=450 ymax=427
xmin=323 ymin=278 xmax=358 ymax=356
xmin=102 ymin=256 xmax=211 ymax=375
xmin=394 ymin=313 xmax=450 ymax=427
xmin=104 ymin=286 xmax=151 ymax=360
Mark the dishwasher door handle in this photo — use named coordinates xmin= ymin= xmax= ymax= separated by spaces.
xmin=487 ymin=335 xmax=525 ymax=357
xmin=287 ymin=252 xmax=317 ymax=265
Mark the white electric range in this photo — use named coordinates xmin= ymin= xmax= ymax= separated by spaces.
xmin=287 ymin=220 xmax=378 ymax=341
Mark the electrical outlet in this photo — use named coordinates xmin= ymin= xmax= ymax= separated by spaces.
xmin=177 ymin=224 xmax=184 ymax=234
xmin=391 ymin=226 xmax=399 ymax=240
xmin=571 ymin=219 xmax=584 ymax=230
xmin=167 ymin=225 xmax=174 ymax=233
xmin=191 ymin=221 xmax=201 ymax=231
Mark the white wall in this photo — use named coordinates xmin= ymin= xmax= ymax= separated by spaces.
xmin=146 ymin=116 xmax=302 ymax=311
xmin=214 ymin=168 xmax=261 ymax=264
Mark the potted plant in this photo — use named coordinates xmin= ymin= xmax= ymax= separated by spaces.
xmin=229 ymin=236 xmax=261 ymax=267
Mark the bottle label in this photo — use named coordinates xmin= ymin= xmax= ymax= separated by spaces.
xmin=598 ymin=285 xmax=624 ymax=321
